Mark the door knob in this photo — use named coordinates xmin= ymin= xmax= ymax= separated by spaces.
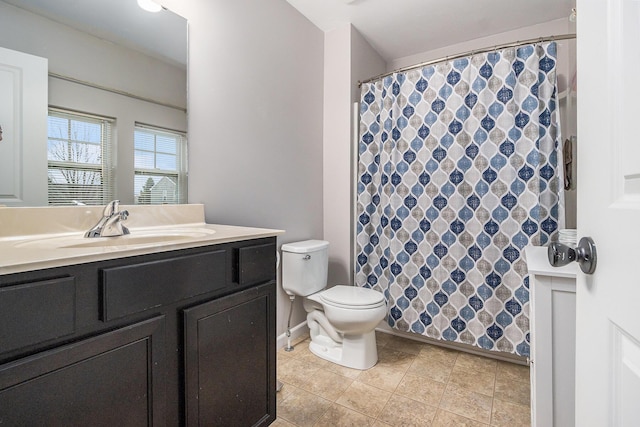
xmin=547 ymin=237 xmax=597 ymax=274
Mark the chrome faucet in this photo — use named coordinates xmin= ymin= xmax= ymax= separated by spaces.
xmin=85 ymin=200 xmax=130 ymax=238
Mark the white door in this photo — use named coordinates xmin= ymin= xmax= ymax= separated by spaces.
xmin=0 ymin=47 xmax=48 ymax=206
xmin=576 ymin=0 xmax=640 ymax=426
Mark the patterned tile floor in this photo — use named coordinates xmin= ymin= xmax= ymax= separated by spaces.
xmin=274 ymin=331 xmax=530 ymax=427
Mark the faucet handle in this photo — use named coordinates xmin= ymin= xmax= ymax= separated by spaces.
xmin=103 ymin=200 xmax=120 ymax=217
xmin=118 ymin=210 xmax=130 ymax=235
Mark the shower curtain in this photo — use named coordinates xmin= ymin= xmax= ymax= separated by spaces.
xmin=355 ymin=42 xmax=563 ymax=357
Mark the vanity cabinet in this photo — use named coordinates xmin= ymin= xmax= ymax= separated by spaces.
xmin=0 ymin=237 xmax=277 ymax=427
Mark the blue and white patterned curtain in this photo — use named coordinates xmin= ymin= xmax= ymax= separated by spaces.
xmin=355 ymin=42 xmax=563 ymax=357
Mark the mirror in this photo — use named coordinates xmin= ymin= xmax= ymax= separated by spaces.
xmin=0 ymin=0 xmax=187 ymax=206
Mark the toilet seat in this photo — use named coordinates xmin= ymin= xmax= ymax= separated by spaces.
xmin=317 ymin=285 xmax=385 ymax=310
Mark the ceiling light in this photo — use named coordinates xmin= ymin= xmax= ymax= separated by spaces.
xmin=569 ymin=8 xmax=577 ymax=23
xmin=137 ymin=0 xmax=162 ymax=13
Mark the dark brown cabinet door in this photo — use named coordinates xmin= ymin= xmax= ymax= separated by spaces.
xmin=0 ymin=316 xmax=166 ymax=427
xmin=184 ymin=282 xmax=276 ymax=427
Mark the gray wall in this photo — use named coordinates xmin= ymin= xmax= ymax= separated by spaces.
xmin=0 ymin=2 xmax=186 ymax=108
xmin=349 ymin=26 xmax=388 ymax=281
xmin=162 ymin=0 xmax=325 ymax=338
xmin=323 ymin=24 xmax=386 ymax=289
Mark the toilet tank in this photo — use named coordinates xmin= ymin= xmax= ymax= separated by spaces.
xmin=281 ymin=240 xmax=329 ymax=296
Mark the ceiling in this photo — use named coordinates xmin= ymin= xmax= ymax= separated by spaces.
xmin=1 ymin=0 xmax=187 ymax=67
xmin=286 ymin=0 xmax=575 ymax=61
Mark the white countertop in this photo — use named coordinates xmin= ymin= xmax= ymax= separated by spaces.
xmin=525 ymin=245 xmax=578 ymax=278
xmin=0 ymin=204 xmax=284 ymax=275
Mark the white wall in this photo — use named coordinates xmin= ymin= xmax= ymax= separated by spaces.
xmin=388 ymin=18 xmax=571 ymax=70
xmin=160 ymin=0 xmax=325 ymax=339
xmin=0 ymin=1 xmax=187 ymax=205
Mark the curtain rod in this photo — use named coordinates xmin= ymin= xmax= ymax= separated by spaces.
xmin=49 ymin=72 xmax=187 ymax=113
xmin=358 ymin=33 xmax=576 ymax=87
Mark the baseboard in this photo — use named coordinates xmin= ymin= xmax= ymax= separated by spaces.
xmin=276 ymin=321 xmax=308 ymax=351
xmin=375 ymin=322 xmax=528 ymax=366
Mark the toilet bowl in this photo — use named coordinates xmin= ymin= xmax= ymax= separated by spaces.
xmin=304 ymin=285 xmax=387 ymax=369
xmin=281 ymin=240 xmax=387 ymax=370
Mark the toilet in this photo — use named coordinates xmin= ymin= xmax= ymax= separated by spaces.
xmin=281 ymin=240 xmax=387 ymax=370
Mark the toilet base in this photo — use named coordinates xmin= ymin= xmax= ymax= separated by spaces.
xmin=308 ymin=330 xmax=378 ymax=370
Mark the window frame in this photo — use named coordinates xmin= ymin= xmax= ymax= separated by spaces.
xmin=133 ymin=123 xmax=188 ymax=205
xmin=47 ymin=108 xmax=115 ymax=206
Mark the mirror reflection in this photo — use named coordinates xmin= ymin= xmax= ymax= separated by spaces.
xmin=0 ymin=0 xmax=187 ymax=207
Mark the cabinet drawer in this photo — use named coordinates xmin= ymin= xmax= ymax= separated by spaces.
xmin=0 ymin=277 xmax=76 ymax=354
xmin=102 ymin=250 xmax=227 ymax=321
xmin=237 ymin=243 xmax=276 ymax=286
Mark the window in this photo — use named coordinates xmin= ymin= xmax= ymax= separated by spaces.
xmin=47 ymin=109 xmax=114 ymax=205
xmin=134 ymin=124 xmax=187 ymax=204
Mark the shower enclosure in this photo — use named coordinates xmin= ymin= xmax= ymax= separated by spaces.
xmin=355 ymin=40 xmax=566 ymax=357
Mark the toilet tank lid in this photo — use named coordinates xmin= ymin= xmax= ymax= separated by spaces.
xmin=281 ymin=240 xmax=329 ymax=253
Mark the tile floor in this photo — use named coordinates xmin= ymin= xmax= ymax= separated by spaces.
xmin=275 ymin=332 xmax=530 ymax=427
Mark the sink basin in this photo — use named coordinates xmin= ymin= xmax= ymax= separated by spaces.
xmin=64 ymin=232 xmax=209 ymax=248
xmin=15 ymin=228 xmax=217 ymax=250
